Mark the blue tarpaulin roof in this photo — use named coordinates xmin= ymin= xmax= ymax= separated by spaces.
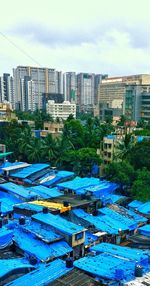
xmin=74 ymin=253 xmax=136 ymax=282
xmin=13 ymin=202 xmax=44 ymax=213
xmin=0 ymin=190 xmax=22 ymax=214
xmin=28 ymin=185 xmax=63 ymax=199
xmin=139 ymin=225 xmax=150 ymax=237
xmin=0 ymin=182 xmax=37 ymax=200
xmin=0 ymin=258 xmax=35 ymax=280
xmin=137 ymin=202 xmax=150 ymax=216
xmin=5 ymin=259 xmax=73 ymax=286
xmin=11 ymin=164 xmax=49 ymax=179
xmin=0 ymin=227 xmax=13 ymax=249
xmin=72 ymin=209 xmax=127 ymax=234
xmin=98 ymin=207 xmax=137 ymax=230
xmin=32 ymin=212 xmax=85 ymax=236
xmin=90 ymin=243 xmax=149 ymax=266
xmin=22 ymin=220 xmax=62 ymax=243
xmin=102 ymin=194 xmax=125 ymax=205
xmin=128 ymin=200 xmax=144 ymax=209
xmin=57 ymin=176 xmax=100 ymax=192
xmin=84 ymin=181 xmax=118 ymax=197
xmin=40 ymin=170 xmax=74 ymax=187
xmin=13 ymin=228 xmax=72 ymax=261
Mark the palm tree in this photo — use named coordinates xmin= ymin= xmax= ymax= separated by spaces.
xmin=114 ymin=134 xmax=134 ymax=161
xmin=26 ymin=137 xmax=45 ymax=163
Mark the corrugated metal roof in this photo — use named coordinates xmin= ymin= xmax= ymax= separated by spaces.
xmin=5 ymin=259 xmax=72 ymax=286
xmin=13 ymin=228 xmax=72 ymax=261
xmin=90 ymin=243 xmax=149 ymax=265
xmin=128 ymin=200 xmax=143 ymax=209
xmin=73 ymin=209 xmax=127 ymax=234
xmin=32 ymin=212 xmax=85 ymax=236
xmin=28 ymin=185 xmax=63 ymax=199
xmin=22 ymin=220 xmax=62 ymax=243
xmin=2 ymin=163 xmax=31 ymax=171
xmin=0 ymin=182 xmax=37 ymax=200
xmin=11 ymin=164 xmax=49 ymax=179
xmin=98 ymin=207 xmax=137 ymax=230
xmin=57 ymin=177 xmax=100 ymax=192
xmin=49 ymin=268 xmax=98 ymax=286
xmin=137 ymin=202 xmax=150 ymax=216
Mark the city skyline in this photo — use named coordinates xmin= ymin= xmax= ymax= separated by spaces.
xmin=1 ymin=0 xmax=150 ymax=76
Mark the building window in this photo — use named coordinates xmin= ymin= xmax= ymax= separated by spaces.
xmin=75 ymin=232 xmax=83 ymax=241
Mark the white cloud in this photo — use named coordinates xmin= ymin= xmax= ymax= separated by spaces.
xmin=1 ymin=0 xmax=150 ymax=75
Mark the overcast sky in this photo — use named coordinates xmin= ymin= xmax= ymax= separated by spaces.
xmin=1 ymin=0 xmax=150 ymax=76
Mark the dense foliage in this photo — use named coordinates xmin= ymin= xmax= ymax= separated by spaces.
xmin=0 ymin=113 xmax=150 ymax=202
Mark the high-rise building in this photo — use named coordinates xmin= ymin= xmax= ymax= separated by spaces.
xmin=77 ymin=73 xmax=95 ymax=112
xmin=98 ymin=74 xmax=150 ymax=121
xmin=0 ymin=74 xmax=14 ymax=108
xmin=124 ymin=84 xmax=150 ymax=121
xmin=63 ymin=72 xmax=77 ymax=102
xmin=13 ymin=66 xmax=63 ymax=111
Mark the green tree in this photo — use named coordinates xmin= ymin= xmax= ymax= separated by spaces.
xmin=25 ymin=137 xmax=45 ymax=163
xmin=128 ymin=140 xmax=150 ymax=170
xmin=131 ymin=169 xmax=150 ymax=202
xmin=105 ymin=161 xmax=135 ymax=193
xmin=115 ymin=134 xmax=134 ymax=161
xmin=62 ymin=119 xmax=85 ymax=149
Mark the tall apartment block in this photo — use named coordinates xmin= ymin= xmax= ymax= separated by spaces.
xmin=98 ymin=74 xmax=150 ymax=122
xmin=13 ymin=66 xmax=63 ymax=111
xmin=63 ymin=72 xmax=77 ymax=102
xmin=0 ymin=73 xmax=14 ymax=108
xmin=76 ymin=73 xmax=107 ymax=113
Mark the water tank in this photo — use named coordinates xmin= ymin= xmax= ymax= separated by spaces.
xmin=134 ymin=265 xmax=143 ymax=277
xmin=66 ymin=258 xmax=73 ymax=268
xmin=29 ymin=255 xmax=37 ymax=265
xmin=63 ymin=201 xmax=69 ymax=207
xmin=19 ymin=216 xmax=25 ymax=225
xmin=43 ymin=207 xmax=48 ymax=214
xmin=115 ymin=269 xmax=125 ymax=280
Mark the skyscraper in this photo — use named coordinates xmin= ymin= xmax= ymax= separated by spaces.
xmin=63 ymin=72 xmax=77 ymax=102
xmin=0 ymin=73 xmax=14 ymax=108
xmin=13 ymin=66 xmax=63 ymax=111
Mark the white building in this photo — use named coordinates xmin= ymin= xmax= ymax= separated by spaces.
xmin=46 ymin=100 xmax=76 ymax=120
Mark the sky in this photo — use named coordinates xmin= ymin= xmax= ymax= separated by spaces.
xmin=1 ymin=0 xmax=150 ymax=76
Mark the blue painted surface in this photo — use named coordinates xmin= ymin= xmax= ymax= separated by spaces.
xmin=0 ymin=190 xmax=22 ymax=214
xmin=11 ymin=164 xmax=49 ymax=179
xmin=72 ymin=209 xmax=127 ymax=234
xmin=138 ymin=224 xmax=150 ymax=237
xmin=102 ymin=194 xmax=125 ymax=204
xmin=57 ymin=176 xmax=100 ymax=192
xmin=41 ymin=170 xmax=74 ymax=187
xmin=32 ymin=212 xmax=85 ymax=236
xmin=90 ymin=243 xmax=149 ymax=266
xmin=14 ymin=202 xmax=44 ymax=213
xmin=98 ymin=207 xmax=137 ymax=230
xmin=83 ymin=182 xmax=118 ymax=197
xmin=0 ymin=227 xmax=13 ymax=249
xmin=13 ymin=228 xmax=72 ymax=261
xmin=0 ymin=258 xmax=35 ymax=279
xmin=5 ymin=259 xmax=73 ymax=286
xmin=0 ymin=182 xmax=37 ymax=200
xmin=22 ymin=220 xmax=62 ymax=242
xmin=137 ymin=202 xmax=150 ymax=216
xmin=74 ymin=253 xmax=136 ymax=282
xmin=28 ymin=185 xmax=63 ymax=199
xmin=128 ymin=200 xmax=143 ymax=209
xmin=0 ymin=161 xmax=27 ymax=175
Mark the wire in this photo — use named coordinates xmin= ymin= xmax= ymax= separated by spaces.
xmin=0 ymin=31 xmax=42 ymax=67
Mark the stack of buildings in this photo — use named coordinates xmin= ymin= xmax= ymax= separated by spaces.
xmin=1 ymin=67 xmax=150 ymax=123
